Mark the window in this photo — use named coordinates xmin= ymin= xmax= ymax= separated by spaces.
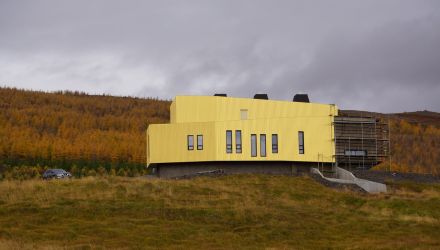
xmin=240 ymin=109 xmax=248 ymax=120
xmin=260 ymin=134 xmax=266 ymax=157
xmin=272 ymin=134 xmax=278 ymax=153
xmin=197 ymin=135 xmax=203 ymax=150
xmin=236 ymin=130 xmax=242 ymax=153
xmin=187 ymin=135 xmax=194 ymax=150
xmin=344 ymin=150 xmax=366 ymax=156
xmin=226 ymin=130 xmax=232 ymax=153
xmin=298 ymin=131 xmax=304 ymax=154
xmin=251 ymin=134 xmax=257 ymax=157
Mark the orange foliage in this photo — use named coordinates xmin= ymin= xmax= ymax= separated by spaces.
xmin=375 ymin=118 xmax=440 ymax=175
xmin=0 ymin=87 xmax=170 ymax=170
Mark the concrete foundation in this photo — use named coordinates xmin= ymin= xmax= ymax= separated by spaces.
xmin=153 ymin=161 xmax=315 ymax=178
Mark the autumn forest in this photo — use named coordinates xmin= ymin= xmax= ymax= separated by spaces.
xmin=0 ymin=87 xmax=439 ymax=179
xmin=0 ymin=87 xmax=169 ymax=178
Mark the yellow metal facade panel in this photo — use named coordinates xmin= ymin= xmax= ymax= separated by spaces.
xmin=147 ymin=122 xmax=216 ymax=165
xmin=172 ymin=96 xmax=337 ymax=123
xmin=214 ymin=117 xmax=334 ymax=163
xmin=147 ymin=95 xmax=337 ymax=166
xmin=174 ymin=96 xmax=218 ymax=123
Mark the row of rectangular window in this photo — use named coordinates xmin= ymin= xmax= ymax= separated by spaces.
xmin=242 ymin=131 xmax=304 ymax=156
xmin=229 ymin=131 xmax=278 ymax=157
xmin=226 ymin=130 xmax=244 ymax=154
xmin=251 ymin=134 xmax=277 ymax=157
xmin=187 ymin=135 xmax=203 ymax=150
xmin=188 ymin=131 xmax=304 ymax=155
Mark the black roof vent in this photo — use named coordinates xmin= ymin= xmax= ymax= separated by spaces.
xmin=214 ymin=93 xmax=227 ymax=97
xmin=254 ymin=94 xmax=269 ymax=100
xmin=293 ymin=94 xmax=309 ymax=103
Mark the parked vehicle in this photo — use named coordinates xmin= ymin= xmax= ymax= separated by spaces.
xmin=42 ymin=169 xmax=72 ymax=180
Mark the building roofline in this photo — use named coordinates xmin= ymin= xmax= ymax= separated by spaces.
xmin=173 ymin=95 xmax=337 ymax=107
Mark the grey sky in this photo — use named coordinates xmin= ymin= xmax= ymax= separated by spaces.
xmin=1 ymin=0 xmax=439 ymax=112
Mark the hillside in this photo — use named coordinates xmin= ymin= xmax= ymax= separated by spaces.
xmin=0 ymin=175 xmax=439 ymax=249
xmin=0 ymin=87 xmax=439 ymax=177
xmin=375 ymin=112 xmax=440 ymax=175
xmin=0 ymin=87 xmax=169 ymax=177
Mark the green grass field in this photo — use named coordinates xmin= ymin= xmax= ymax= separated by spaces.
xmin=0 ymin=175 xmax=439 ymax=249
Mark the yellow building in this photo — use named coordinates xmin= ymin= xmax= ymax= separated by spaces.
xmin=147 ymin=94 xmax=340 ymax=178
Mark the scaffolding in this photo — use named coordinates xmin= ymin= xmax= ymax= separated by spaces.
xmin=333 ymin=110 xmax=390 ymax=170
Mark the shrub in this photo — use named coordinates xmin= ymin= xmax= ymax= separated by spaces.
xmin=117 ymin=168 xmax=126 ymax=177
xmin=81 ymin=167 xmax=88 ymax=177
xmin=109 ymin=168 xmax=116 ymax=176
xmin=70 ymin=164 xmax=79 ymax=177
xmin=87 ymin=169 xmax=97 ymax=176
xmin=97 ymin=166 xmax=107 ymax=176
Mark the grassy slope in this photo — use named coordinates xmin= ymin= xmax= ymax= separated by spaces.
xmin=0 ymin=176 xmax=439 ymax=249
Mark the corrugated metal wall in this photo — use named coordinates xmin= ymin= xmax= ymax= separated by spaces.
xmin=173 ymin=96 xmax=337 ymax=123
xmin=147 ymin=96 xmax=337 ymax=166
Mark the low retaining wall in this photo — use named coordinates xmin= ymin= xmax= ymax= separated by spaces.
xmin=311 ymin=167 xmax=387 ymax=193
xmin=335 ymin=167 xmax=387 ymax=193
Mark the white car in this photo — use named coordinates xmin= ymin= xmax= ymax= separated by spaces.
xmin=42 ymin=169 xmax=72 ymax=180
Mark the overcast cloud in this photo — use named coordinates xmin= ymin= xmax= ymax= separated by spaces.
xmin=1 ymin=0 xmax=439 ymax=112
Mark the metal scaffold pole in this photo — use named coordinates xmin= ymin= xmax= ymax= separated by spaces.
xmin=348 ymin=136 xmax=351 ymax=171
xmin=375 ymin=119 xmax=378 ymax=167
xmin=388 ymin=115 xmax=391 ymax=172
xmin=361 ymin=111 xmax=365 ymax=169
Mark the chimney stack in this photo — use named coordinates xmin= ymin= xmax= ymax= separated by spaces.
xmin=293 ymin=94 xmax=309 ymax=103
xmin=254 ymin=94 xmax=269 ymax=100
